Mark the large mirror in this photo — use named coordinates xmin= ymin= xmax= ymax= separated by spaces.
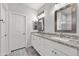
xmin=37 ymin=11 xmax=45 ymax=32
xmin=55 ymin=4 xmax=77 ymax=33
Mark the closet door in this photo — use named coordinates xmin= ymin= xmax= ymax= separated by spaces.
xmin=9 ymin=12 xmax=26 ymax=51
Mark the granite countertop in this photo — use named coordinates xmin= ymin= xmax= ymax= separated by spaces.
xmin=31 ymin=32 xmax=79 ymax=49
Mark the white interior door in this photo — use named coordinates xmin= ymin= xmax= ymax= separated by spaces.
xmin=9 ymin=13 xmax=26 ymax=51
xmin=0 ymin=4 xmax=9 ymax=55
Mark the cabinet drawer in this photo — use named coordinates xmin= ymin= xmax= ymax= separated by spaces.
xmin=37 ymin=37 xmax=66 ymax=56
xmin=43 ymin=39 xmax=66 ymax=56
xmin=51 ymin=48 xmax=67 ymax=56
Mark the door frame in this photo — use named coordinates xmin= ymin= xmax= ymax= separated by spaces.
xmin=0 ymin=3 xmax=9 ymax=56
xmin=8 ymin=11 xmax=26 ymax=52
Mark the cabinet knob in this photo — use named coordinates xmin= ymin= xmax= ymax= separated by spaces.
xmin=52 ymin=50 xmax=57 ymax=54
xmin=54 ymin=52 xmax=57 ymax=54
xmin=52 ymin=50 xmax=54 ymax=53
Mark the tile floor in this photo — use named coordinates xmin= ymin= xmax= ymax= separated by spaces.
xmin=7 ymin=47 xmax=40 ymax=56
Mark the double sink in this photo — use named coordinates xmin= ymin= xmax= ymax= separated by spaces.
xmin=40 ymin=33 xmax=79 ymax=45
xmin=33 ymin=32 xmax=79 ymax=45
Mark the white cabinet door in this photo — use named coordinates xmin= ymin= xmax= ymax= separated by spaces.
xmin=37 ymin=37 xmax=46 ymax=56
xmin=31 ymin=35 xmax=34 ymax=46
xmin=32 ymin=35 xmax=44 ymax=55
xmin=43 ymin=39 xmax=66 ymax=56
xmin=34 ymin=36 xmax=41 ymax=53
xmin=39 ymin=38 xmax=65 ymax=56
xmin=43 ymin=38 xmax=56 ymax=56
xmin=44 ymin=39 xmax=77 ymax=56
xmin=32 ymin=35 xmax=37 ymax=49
xmin=32 ymin=35 xmax=39 ymax=50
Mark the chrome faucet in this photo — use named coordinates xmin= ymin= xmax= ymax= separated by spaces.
xmin=60 ymin=32 xmax=63 ymax=38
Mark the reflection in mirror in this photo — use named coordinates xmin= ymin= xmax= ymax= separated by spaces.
xmin=38 ymin=18 xmax=44 ymax=31
xmin=55 ymin=4 xmax=77 ymax=33
xmin=37 ymin=11 xmax=45 ymax=32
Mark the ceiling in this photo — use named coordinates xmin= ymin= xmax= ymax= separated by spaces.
xmin=24 ymin=3 xmax=45 ymax=10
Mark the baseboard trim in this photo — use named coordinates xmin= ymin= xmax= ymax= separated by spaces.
xmin=5 ymin=52 xmax=11 ymax=56
xmin=11 ymin=47 xmax=25 ymax=52
xmin=31 ymin=46 xmax=41 ymax=56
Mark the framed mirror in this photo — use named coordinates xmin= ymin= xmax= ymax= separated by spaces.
xmin=38 ymin=17 xmax=44 ymax=31
xmin=37 ymin=11 xmax=45 ymax=32
xmin=55 ymin=4 xmax=77 ymax=33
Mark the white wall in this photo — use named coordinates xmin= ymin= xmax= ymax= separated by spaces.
xmin=38 ymin=3 xmax=55 ymax=33
xmin=7 ymin=3 xmax=37 ymax=48
xmin=38 ymin=3 xmax=79 ymax=36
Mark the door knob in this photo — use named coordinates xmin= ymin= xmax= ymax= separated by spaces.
xmin=4 ymin=34 xmax=7 ymax=37
xmin=22 ymin=32 xmax=26 ymax=35
xmin=0 ymin=19 xmax=6 ymax=23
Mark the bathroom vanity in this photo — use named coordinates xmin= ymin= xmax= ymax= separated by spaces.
xmin=31 ymin=3 xmax=78 ymax=56
xmin=31 ymin=32 xmax=79 ymax=56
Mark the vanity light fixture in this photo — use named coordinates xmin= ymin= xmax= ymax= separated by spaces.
xmin=32 ymin=16 xmax=38 ymax=22
xmin=37 ymin=11 xmax=45 ymax=19
xmin=38 ymin=13 xmax=45 ymax=19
